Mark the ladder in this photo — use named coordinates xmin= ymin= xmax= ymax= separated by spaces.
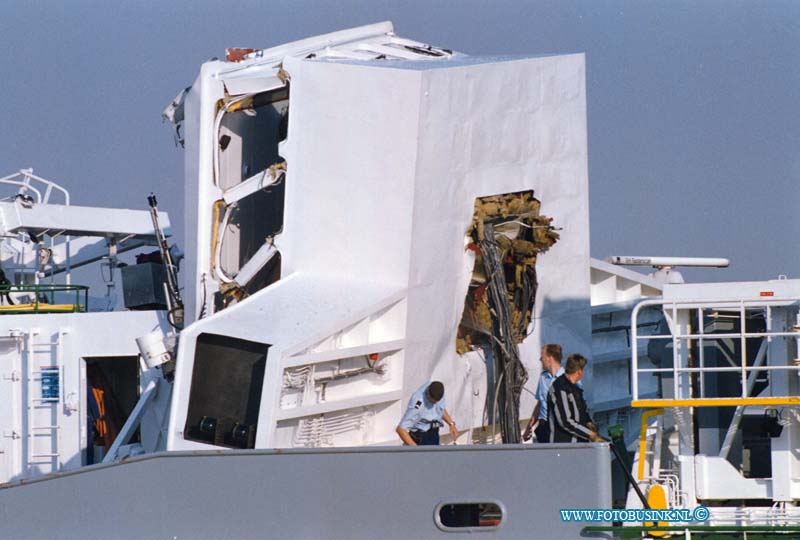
xmin=24 ymin=330 xmax=62 ymax=475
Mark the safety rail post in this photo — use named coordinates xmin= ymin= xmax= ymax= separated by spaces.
xmin=631 ymin=302 xmax=640 ymax=401
xmin=631 ymin=298 xmax=672 ymax=403
xmin=766 ymin=305 xmax=772 ymax=343
xmin=637 ymin=408 xmax=665 ymax=481
xmin=631 ymin=315 xmax=638 ymax=401
xmin=673 ymin=303 xmax=679 ymax=401
xmin=698 ymin=307 xmax=705 ymax=399
xmin=740 ymin=301 xmax=747 ymax=398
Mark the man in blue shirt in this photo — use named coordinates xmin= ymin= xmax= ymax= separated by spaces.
xmin=396 ymin=381 xmax=458 ymax=445
xmin=522 ymin=344 xmax=563 ymax=443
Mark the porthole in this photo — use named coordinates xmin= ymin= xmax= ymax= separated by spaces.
xmin=434 ymin=501 xmax=504 ymax=532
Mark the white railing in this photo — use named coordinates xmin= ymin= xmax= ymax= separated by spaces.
xmin=630 ymin=298 xmax=800 ymax=403
xmin=0 ymin=169 xmax=70 ymax=205
xmin=0 ymin=169 xmax=73 ymax=283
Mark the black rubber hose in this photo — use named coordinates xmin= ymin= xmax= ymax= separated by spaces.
xmin=608 ymin=442 xmax=650 ymax=509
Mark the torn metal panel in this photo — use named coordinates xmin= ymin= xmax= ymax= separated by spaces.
xmin=174 ymin=22 xmax=459 ymax=323
xmin=215 ymin=21 xmax=396 ymax=78
xmin=222 ymin=75 xmax=284 ymax=97
xmin=222 ymin=162 xmax=285 ymax=205
xmin=214 ymin=86 xmax=288 ymax=190
xmin=457 ymin=191 xmax=560 ymax=354
xmin=234 ymin=241 xmax=278 ymax=288
xmin=457 ymin=191 xmax=560 ymax=443
xmin=162 ymin=87 xmax=189 ymax=147
xmin=216 ymin=182 xmax=284 ymax=280
xmin=225 ymin=48 xmax=256 ymax=63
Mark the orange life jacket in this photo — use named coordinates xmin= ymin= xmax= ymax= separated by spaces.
xmin=91 ymin=387 xmax=108 ymax=440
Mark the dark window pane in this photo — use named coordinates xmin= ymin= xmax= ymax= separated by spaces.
xmin=437 ymin=502 xmax=503 ymax=530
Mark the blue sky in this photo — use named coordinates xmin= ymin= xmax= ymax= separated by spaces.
xmin=1 ymin=1 xmax=797 ymax=283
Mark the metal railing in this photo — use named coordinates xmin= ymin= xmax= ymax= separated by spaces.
xmin=0 ymin=168 xmax=70 ymax=205
xmin=0 ymin=169 xmax=73 ymax=284
xmin=630 ymin=298 xmax=800 ymax=406
xmin=0 ymin=284 xmax=89 ymax=314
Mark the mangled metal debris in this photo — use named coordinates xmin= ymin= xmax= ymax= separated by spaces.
xmin=457 ymin=190 xmax=560 ymax=354
xmin=457 ymin=190 xmax=560 ymax=443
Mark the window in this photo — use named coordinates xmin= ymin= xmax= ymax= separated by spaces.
xmin=435 ymin=502 xmax=504 ymax=531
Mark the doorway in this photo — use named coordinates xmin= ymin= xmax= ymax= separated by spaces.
xmin=83 ymin=355 xmax=140 ymax=464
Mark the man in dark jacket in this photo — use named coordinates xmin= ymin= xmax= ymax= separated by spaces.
xmin=547 ymin=354 xmax=602 ymax=443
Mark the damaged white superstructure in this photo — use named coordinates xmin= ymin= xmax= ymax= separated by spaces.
xmin=165 ymin=21 xmax=592 ymax=450
xmin=6 ymin=20 xmax=797 ymax=540
xmin=0 ymin=23 xmax=616 ymax=540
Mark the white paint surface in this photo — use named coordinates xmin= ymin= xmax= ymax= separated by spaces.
xmin=170 ymin=50 xmax=591 ymax=449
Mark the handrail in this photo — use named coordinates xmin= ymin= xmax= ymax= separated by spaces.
xmin=638 ymin=408 xmax=665 ymax=480
xmin=0 ymin=169 xmax=71 ymax=206
xmin=0 ymin=179 xmax=43 ymax=203
xmin=0 ymin=284 xmax=89 ymax=314
xmin=630 ymin=297 xmax=800 ymax=405
xmin=0 ymin=169 xmax=74 ymax=283
xmin=18 ymin=168 xmax=70 ymax=205
xmin=633 ymin=397 xmax=800 ymax=408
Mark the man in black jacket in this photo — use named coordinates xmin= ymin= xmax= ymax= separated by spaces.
xmin=547 ymin=354 xmax=602 ymax=443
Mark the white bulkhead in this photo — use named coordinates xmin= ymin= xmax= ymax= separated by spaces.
xmin=0 ymin=312 xmax=171 ymax=483
xmin=168 ymin=22 xmax=591 ymax=450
